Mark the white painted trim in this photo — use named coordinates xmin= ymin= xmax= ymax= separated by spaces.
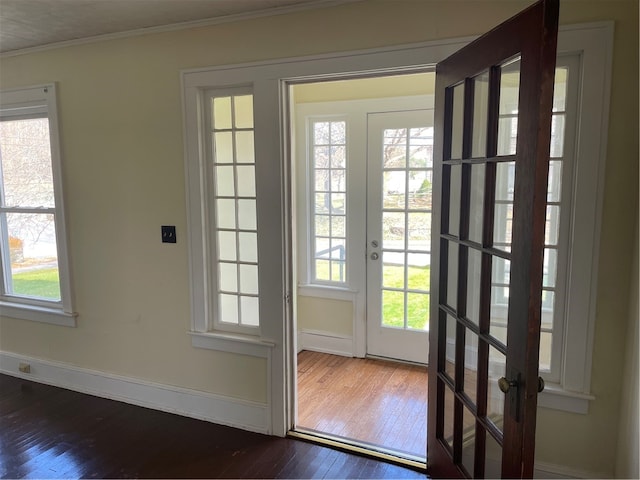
xmin=537 ymin=385 xmax=594 ymax=415
xmin=297 ymin=329 xmax=353 ymax=357
xmin=297 ymin=284 xmax=357 ymax=301
xmin=0 ymin=301 xmax=76 ymax=327
xmin=182 ymin=39 xmax=469 ymax=79
xmin=0 ymin=351 xmax=269 ymax=434
xmin=189 ymin=331 xmax=275 ymax=358
xmin=178 ymin=23 xmax=611 ymax=82
xmin=46 ymin=83 xmax=76 ymax=317
xmin=533 ymin=460 xmax=612 ymax=479
xmin=446 ymin=338 xmax=594 ymax=414
xmin=556 ymin=21 xmax=613 ymax=395
xmin=0 ymin=0 xmax=362 ymax=58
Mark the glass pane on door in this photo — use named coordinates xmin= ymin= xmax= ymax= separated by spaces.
xmin=472 ymin=72 xmax=490 ymax=158
xmin=497 ymin=58 xmax=521 ymax=156
xmin=436 ymin=54 xmax=527 ymax=476
xmin=485 ymin=430 xmax=503 ymax=478
xmin=380 ymin=126 xmax=433 ymax=331
xmin=461 ymin=408 xmax=476 ymax=476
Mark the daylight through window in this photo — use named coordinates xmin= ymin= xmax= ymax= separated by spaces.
xmin=210 ymin=93 xmax=260 ymax=329
xmin=0 ymin=116 xmax=61 ymax=302
xmin=0 ymin=84 xmax=74 ymax=325
xmin=311 ymin=120 xmax=347 ymax=284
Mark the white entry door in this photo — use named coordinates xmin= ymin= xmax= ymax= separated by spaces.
xmin=366 ymin=109 xmax=434 ymax=364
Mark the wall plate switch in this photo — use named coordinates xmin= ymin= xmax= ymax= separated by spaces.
xmin=161 ymin=225 xmax=176 ymax=243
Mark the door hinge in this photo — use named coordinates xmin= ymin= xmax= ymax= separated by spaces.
xmin=285 ymin=292 xmax=292 ymax=304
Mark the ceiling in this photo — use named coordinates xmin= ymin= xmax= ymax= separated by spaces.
xmin=0 ymin=0 xmax=353 ymax=54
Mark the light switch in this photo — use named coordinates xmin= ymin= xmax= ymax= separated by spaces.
xmin=162 ymin=225 xmax=176 ymax=243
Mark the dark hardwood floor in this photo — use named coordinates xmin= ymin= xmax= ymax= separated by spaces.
xmin=0 ymin=373 xmax=428 ymax=479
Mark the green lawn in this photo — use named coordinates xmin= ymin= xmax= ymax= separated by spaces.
xmin=12 ymin=267 xmax=61 ymax=300
xmin=14 ymin=264 xmax=428 ymax=326
xmin=382 ymin=265 xmax=430 ymax=331
xmin=315 ymin=260 xmax=430 ymax=331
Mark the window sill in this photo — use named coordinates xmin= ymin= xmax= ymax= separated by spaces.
xmin=297 ymin=284 xmax=358 ymax=301
xmin=0 ymin=301 xmax=77 ymax=327
xmin=538 ymin=383 xmax=594 ymax=414
xmin=188 ymin=331 xmax=275 ymax=358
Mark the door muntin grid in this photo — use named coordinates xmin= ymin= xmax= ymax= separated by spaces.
xmin=437 ymin=60 xmax=521 ymax=478
xmin=438 ymin=62 xmax=566 ymax=478
xmin=380 ymin=125 xmax=433 ymax=331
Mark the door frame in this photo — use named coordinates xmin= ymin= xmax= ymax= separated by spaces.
xmin=293 ymin=95 xmax=435 ymax=365
xmin=181 ymin=17 xmax=610 ymax=451
xmin=277 ymin=48 xmax=464 ymax=459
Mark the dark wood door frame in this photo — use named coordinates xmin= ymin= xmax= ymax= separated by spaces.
xmin=428 ymin=0 xmax=559 ymax=477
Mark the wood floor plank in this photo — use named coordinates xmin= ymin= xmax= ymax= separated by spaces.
xmin=0 ymin=373 xmax=427 ymax=479
xmin=297 ymin=351 xmax=428 ymax=458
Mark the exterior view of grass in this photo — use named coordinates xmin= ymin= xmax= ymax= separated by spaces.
xmin=382 ymin=265 xmax=430 ymax=331
xmin=315 ymin=260 xmax=431 ymax=331
xmin=12 ymin=267 xmax=61 ymax=300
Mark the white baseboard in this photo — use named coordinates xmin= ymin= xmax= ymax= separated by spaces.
xmin=534 ymin=460 xmax=612 ymax=479
xmin=0 ymin=351 xmax=269 ymax=434
xmin=297 ymin=329 xmax=353 ymax=357
xmin=0 ymin=352 xmax=610 ymax=478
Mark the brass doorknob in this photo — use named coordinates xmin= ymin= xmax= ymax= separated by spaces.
xmin=538 ymin=376 xmax=545 ymax=393
xmin=498 ymin=377 xmax=517 ymax=393
xmin=498 ymin=376 xmax=544 ymax=393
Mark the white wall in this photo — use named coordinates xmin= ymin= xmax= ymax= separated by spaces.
xmin=0 ymin=0 xmax=637 ymax=476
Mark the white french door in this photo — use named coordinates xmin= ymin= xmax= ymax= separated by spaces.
xmin=366 ymin=109 xmax=434 ymax=364
xmin=294 ymin=88 xmax=435 ymax=364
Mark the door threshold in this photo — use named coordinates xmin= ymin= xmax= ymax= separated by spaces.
xmin=288 ymin=428 xmax=427 ymax=472
xmin=365 ymin=354 xmax=429 ymax=368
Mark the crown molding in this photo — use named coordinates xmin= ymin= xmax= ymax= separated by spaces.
xmin=0 ymin=0 xmax=362 ymax=58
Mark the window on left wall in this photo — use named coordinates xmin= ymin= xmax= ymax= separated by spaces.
xmin=0 ymin=84 xmax=76 ymax=326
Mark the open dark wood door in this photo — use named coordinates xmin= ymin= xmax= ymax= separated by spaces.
xmin=427 ymin=0 xmax=559 ymax=477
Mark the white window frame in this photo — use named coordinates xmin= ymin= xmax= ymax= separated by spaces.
xmin=535 ymin=22 xmax=613 ymax=412
xmin=206 ymin=87 xmax=261 ymax=336
xmin=0 ymin=84 xmax=76 ymax=327
xmin=458 ymin=25 xmax=612 ymax=414
xmin=182 ymin=79 xmax=278 ymax=368
xmin=488 ymin=55 xmax=580 ymax=383
xmin=307 ymin=116 xmax=349 ymax=286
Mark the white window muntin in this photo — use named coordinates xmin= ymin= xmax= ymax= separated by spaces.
xmin=0 ymin=84 xmax=75 ymax=326
xmin=205 ymin=87 xmax=260 ymax=334
xmin=487 ymin=55 xmax=579 ymax=382
xmin=308 ymin=117 xmax=348 ymax=285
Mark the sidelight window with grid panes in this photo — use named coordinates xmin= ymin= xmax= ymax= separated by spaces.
xmin=310 ymin=119 xmax=347 ymax=284
xmin=446 ymin=60 xmax=575 ymax=386
xmin=490 ymin=63 xmax=571 ymax=377
xmin=210 ymin=93 xmax=259 ymax=330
